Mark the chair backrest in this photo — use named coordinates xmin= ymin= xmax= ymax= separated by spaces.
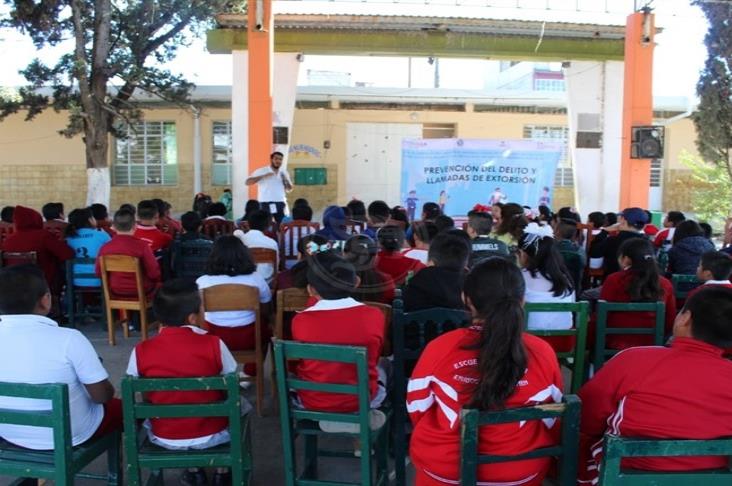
xmin=202 ymin=219 xmax=234 ymax=239
xmin=250 ymin=248 xmax=278 ymax=282
xmin=202 ymin=283 xmax=260 ymax=313
xmin=671 ymin=274 xmax=702 ymax=299
xmin=594 ymin=300 xmax=666 ymax=371
xmin=364 ymin=301 xmax=393 ymax=356
xmin=599 ymin=434 xmax=732 ymax=486
xmin=172 ymin=239 xmax=213 ymax=279
xmin=460 ymin=395 xmax=581 ymax=486
xmin=65 ymin=257 xmax=99 ymax=287
xmin=1 ymin=250 xmax=38 ymax=267
xmin=0 ymin=381 xmax=74 ymax=470
xmin=524 ymin=301 xmax=589 ymax=393
xmin=98 ymin=254 xmax=146 ymax=303
xmin=278 ymin=221 xmax=320 ymax=266
xmin=274 ymin=288 xmax=311 ymax=339
xmin=576 ymin=223 xmax=594 ymax=253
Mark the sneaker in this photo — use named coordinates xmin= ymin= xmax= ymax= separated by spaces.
xmin=319 ymin=409 xmax=387 ymax=433
xmin=212 ymin=470 xmax=232 ymax=486
xmin=179 ymin=468 xmax=207 ymax=486
xmin=238 ymin=371 xmax=252 ymax=390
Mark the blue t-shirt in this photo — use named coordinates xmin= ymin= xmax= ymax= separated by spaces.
xmin=66 ymin=228 xmax=112 ymax=286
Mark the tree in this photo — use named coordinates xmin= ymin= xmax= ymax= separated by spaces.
xmin=0 ymin=0 xmax=233 ymax=206
xmin=692 ymin=0 xmax=732 ymax=207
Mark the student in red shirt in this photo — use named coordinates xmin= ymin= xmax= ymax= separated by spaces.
xmin=653 ymin=210 xmax=685 ymax=250
xmin=686 ymin=250 xmax=732 ymax=300
xmin=292 ymin=251 xmax=387 ymax=417
xmin=578 ymin=286 xmax=732 ymax=484
xmin=407 ymin=258 xmax=563 ymax=486
xmin=599 ymin=237 xmax=676 ymax=349
xmin=126 ymin=279 xmax=238 ymax=486
xmin=95 ymin=209 xmax=161 ymax=299
xmin=375 ymin=225 xmax=425 ymax=286
xmin=133 ymin=200 xmax=172 ymax=253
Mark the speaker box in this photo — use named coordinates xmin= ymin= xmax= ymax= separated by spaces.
xmin=631 ymin=126 xmax=664 ymax=159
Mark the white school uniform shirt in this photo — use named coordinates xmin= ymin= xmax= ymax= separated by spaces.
xmin=249 ymin=166 xmax=292 ymax=203
xmin=522 ymin=269 xmax=575 ymax=330
xmin=403 ymin=248 xmax=429 ymax=265
xmin=0 ymin=314 xmax=109 ymax=450
xmin=233 ymin=229 xmax=279 ymax=282
xmin=196 ymin=273 xmax=272 ymax=327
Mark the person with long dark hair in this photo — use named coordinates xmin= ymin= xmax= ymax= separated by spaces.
xmin=65 ymin=207 xmax=111 ymax=287
xmin=599 ymin=238 xmax=676 ymax=349
xmin=343 ymin=234 xmax=395 ymax=304
xmin=667 ymin=220 xmax=715 ymax=275
xmin=407 ymin=257 xmax=562 ymax=486
xmin=375 ymin=225 xmax=425 ymax=286
xmin=494 ymin=202 xmax=528 ymax=247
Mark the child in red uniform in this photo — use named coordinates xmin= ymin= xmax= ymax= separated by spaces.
xmin=407 ymin=258 xmax=563 ymax=486
xmin=578 ymin=286 xmax=732 ymax=484
xmin=133 ymin=200 xmax=173 ymax=253
xmin=126 ymin=279 xmax=238 ymax=486
xmin=292 ymin=252 xmax=387 ymax=415
xmin=687 ymin=250 xmax=732 ymax=300
xmin=375 ymin=225 xmax=425 ymax=286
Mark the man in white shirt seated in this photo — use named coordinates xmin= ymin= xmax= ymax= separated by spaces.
xmin=245 ymin=151 xmax=293 ymax=224
xmin=0 ymin=264 xmax=121 ymax=454
xmin=233 ymin=210 xmax=279 ymax=283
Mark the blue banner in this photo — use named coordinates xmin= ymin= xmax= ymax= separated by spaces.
xmin=401 ymin=139 xmax=563 ymax=218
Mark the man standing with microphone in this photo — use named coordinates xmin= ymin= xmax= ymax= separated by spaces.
xmin=245 ymin=151 xmax=293 ymax=224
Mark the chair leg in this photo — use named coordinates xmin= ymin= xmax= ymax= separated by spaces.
xmin=255 ymin=360 xmax=264 ymax=417
xmin=107 ymin=307 xmax=117 ymax=346
xmin=107 ymin=432 xmax=121 ymax=485
xmin=139 ymin=308 xmax=149 ymax=341
xmin=121 ymin=310 xmax=130 ymax=339
xmin=303 ymin=434 xmax=318 ymax=479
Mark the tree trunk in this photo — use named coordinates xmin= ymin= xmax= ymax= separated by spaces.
xmin=85 ymin=118 xmax=111 ymax=206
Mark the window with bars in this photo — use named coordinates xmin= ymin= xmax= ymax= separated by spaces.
xmin=212 ymin=121 xmax=233 ymax=185
xmin=113 ymin=121 xmax=177 ymax=186
xmin=523 ymin=125 xmax=573 ymax=187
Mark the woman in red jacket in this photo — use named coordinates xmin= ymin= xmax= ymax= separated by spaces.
xmin=599 ymin=237 xmax=676 ymax=349
xmin=407 ymin=258 xmax=563 ymax=485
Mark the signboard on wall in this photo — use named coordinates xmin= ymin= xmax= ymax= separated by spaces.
xmin=401 ymin=139 xmax=562 ymax=217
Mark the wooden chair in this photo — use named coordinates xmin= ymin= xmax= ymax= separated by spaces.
xmin=0 ymin=381 xmax=120 ymax=485
xmin=202 ymin=219 xmax=234 ymax=239
xmin=0 ymin=221 xmax=14 ymax=246
xmin=65 ymin=258 xmax=105 ymax=328
xmin=0 ymin=250 xmax=37 ymax=267
xmin=460 ymin=395 xmax=581 ymax=486
xmin=363 ymin=301 xmax=393 ymax=356
xmin=98 ymin=254 xmax=155 ymax=345
xmin=43 ymin=220 xmax=68 ymax=240
xmin=593 ymin=300 xmax=666 ymax=371
xmin=273 ymin=340 xmax=391 ymax=486
xmin=202 ymin=284 xmax=266 ymax=416
xmin=274 ymin=287 xmax=311 ymax=340
xmin=278 ymin=221 xmax=320 ymax=270
xmin=599 ymin=434 xmax=732 ymax=485
xmin=250 ymin=247 xmax=278 ymax=285
xmin=524 ymin=301 xmax=589 ymax=393
xmin=121 ymin=373 xmax=251 ymax=486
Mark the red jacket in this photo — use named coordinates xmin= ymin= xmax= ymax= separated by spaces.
xmin=599 ymin=269 xmax=676 ymax=349
xmin=2 ymin=206 xmax=73 ymax=288
xmin=578 ymin=337 xmax=732 ymax=483
xmin=375 ymin=250 xmax=425 ymax=286
xmin=408 ymin=328 xmax=563 ymax=485
xmin=95 ymin=234 xmax=161 ymax=297
xmin=133 ymin=224 xmax=173 ymax=253
xmin=135 ymin=327 xmax=228 ymax=440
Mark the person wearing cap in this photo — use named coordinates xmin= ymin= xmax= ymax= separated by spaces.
xmin=600 ymin=207 xmax=648 ymax=276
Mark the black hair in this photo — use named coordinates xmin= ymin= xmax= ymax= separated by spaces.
xmin=90 ymin=203 xmax=108 ymax=221
xmin=556 ymin=219 xmax=578 ymax=241
xmin=243 ymin=199 xmax=260 ymax=220
xmin=367 ymin=200 xmax=391 ymax=223
xmin=427 ymin=233 xmax=470 ymax=270
xmin=207 ymin=202 xmax=227 ymax=217
xmin=297 ymin=234 xmax=329 ymax=257
xmin=293 ymin=198 xmax=310 ymax=209
xmin=0 ymin=264 xmax=49 ymax=314
xmin=153 ymin=278 xmax=201 ymax=326
xmin=588 ymin=211 xmax=607 ymax=229
xmin=672 ymin=220 xmax=704 ymax=244
xmin=537 ymin=205 xmax=553 ymax=222
xmin=605 ymin=212 xmax=617 ymax=226
xmin=667 ymin=211 xmax=686 ymax=226
xmin=181 ymin=211 xmax=202 ymax=234
xmin=292 ymin=205 xmax=313 ymax=222
xmin=41 ymin=202 xmax=63 ymax=221
xmin=206 ymin=235 xmax=257 ymax=276
xmin=306 ymin=251 xmax=357 ymax=299
xmin=496 ymin=203 xmax=528 ymax=240
xmin=412 ymin=221 xmax=439 ymax=245
xmin=700 ymin=251 xmax=732 ymax=281
xmin=193 ymin=193 xmax=212 ymax=218
xmin=119 ymin=203 xmax=136 ymax=216
xmin=555 ymin=207 xmax=580 ymax=223
xmin=699 ymin=222 xmax=713 ymax=240
xmin=445 ymin=228 xmax=472 ymax=248
xmin=464 ymin=258 xmax=527 ymax=410
xmin=65 ymin=207 xmax=94 ymax=238
xmin=684 ymin=286 xmax=732 ymax=348
xmin=344 ymin=234 xmax=378 ymax=265
xmin=247 ymin=210 xmax=270 ymax=232
xmin=137 ymin=200 xmax=158 ymax=220
xmin=113 ymin=209 xmax=135 ymax=232
xmin=468 ymin=212 xmax=493 ymax=235
xmin=1 ymin=206 xmax=14 ymax=224
xmin=151 ymin=198 xmax=166 ymax=218
xmin=377 ymin=225 xmax=405 ymax=252
xmin=271 ymin=151 xmax=284 ymax=159
xmin=390 ymin=206 xmax=410 ymax=227
xmin=434 ymin=214 xmax=455 ymax=233
xmin=518 ymin=232 xmax=574 ymax=297
xmin=341 ymin=206 xmax=353 ymax=220
xmin=422 ymin=202 xmax=442 ymax=221
xmin=618 ymin=237 xmax=662 ymax=301
xmin=347 ymin=199 xmax=367 ymax=221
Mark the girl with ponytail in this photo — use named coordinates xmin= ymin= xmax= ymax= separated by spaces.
xmin=599 ymin=237 xmax=676 ymax=349
xmin=407 ymin=257 xmax=563 ymax=486
xmin=64 ymin=207 xmax=111 ymax=287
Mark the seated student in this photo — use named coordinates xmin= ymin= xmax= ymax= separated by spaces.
xmin=42 ymin=202 xmax=68 ymax=236
xmin=133 ymin=200 xmax=173 ymax=253
xmin=407 ymin=258 xmax=563 ymax=486
xmin=219 ymin=189 xmax=234 ymax=220
xmin=96 ymin=209 xmax=161 ymax=299
xmin=404 ymin=221 xmax=438 ymax=265
xmin=493 ymin=203 xmax=529 ymax=247
xmin=292 ymin=252 xmax=387 ymax=415
xmin=347 ymin=199 xmax=368 ymax=223
xmin=405 ymin=202 xmax=443 ymax=243
xmin=599 ymin=237 xmax=676 ymax=349
xmin=375 ymin=225 xmax=426 ymax=286
xmin=643 ymin=209 xmax=660 ymax=237
xmin=686 ymin=251 xmax=732 ymax=300
xmin=587 ymin=211 xmax=608 ymax=270
xmin=387 ymin=205 xmax=410 ymax=230
xmin=364 ymin=200 xmax=392 ymax=238
xmin=654 ymin=210 xmax=686 ymax=250
xmin=277 ymin=234 xmax=330 ymax=291
xmin=667 ymin=220 xmax=715 ymax=275
xmin=196 ymin=236 xmax=271 ymax=376
xmin=554 ymin=219 xmax=587 ymax=290
xmin=90 ymin=203 xmax=113 ymax=235
xmin=403 ymin=233 xmax=470 ymax=312
xmin=152 ymin=198 xmax=181 ymax=235
xmin=237 ymin=199 xmax=261 ymax=225
xmin=466 ymin=211 xmax=509 ymax=267
xmin=2 ymin=205 xmax=74 ymax=294
xmin=315 ymin=205 xmax=351 ymax=241
xmin=65 ymin=207 xmax=112 ymax=287
xmin=1 ymin=205 xmax=14 ymax=224
xmin=433 ymin=214 xmax=455 ymax=233
xmin=192 ymin=192 xmax=213 ymax=220
xmin=126 ymin=279 xmax=238 ymax=486
xmin=0 ymin=265 xmax=121 ymax=452
xmin=233 ymin=209 xmax=279 ymax=283
xmin=178 ymin=211 xmax=211 ymax=242
xmin=599 ymin=207 xmax=648 ymax=276
xmin=204 ymin=202 xmax=228 ymax=221
xmin=577 ymin=286 xmax=732 ymax=484
xmin=343 ymin=234 xmax=396 ymax=304
xmin=292 ymin=203 xmax=313 ymax=223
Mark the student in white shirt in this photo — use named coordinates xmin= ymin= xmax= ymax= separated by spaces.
xmin=0 ymin=264 xmax=120 ymax=452
xmin=403 ymin=221 xmax=437 ymax=265
xmin=233 ymin=210 xmax=279 ymax=283
xmin=245 ymin=151 xmax=294 ymax=223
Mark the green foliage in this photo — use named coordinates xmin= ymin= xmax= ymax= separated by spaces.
xmin=680 ymin=150 xmax=731 ymax=230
